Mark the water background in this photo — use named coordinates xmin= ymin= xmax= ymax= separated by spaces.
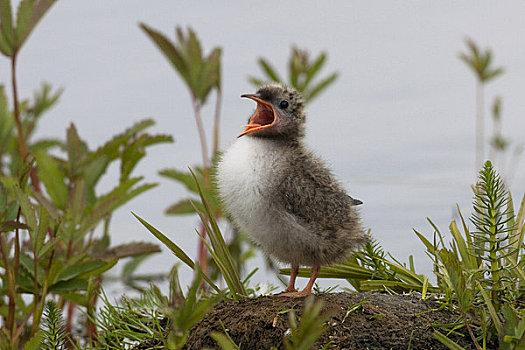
xmin=1 ymin=1 xmax=525 ymax=296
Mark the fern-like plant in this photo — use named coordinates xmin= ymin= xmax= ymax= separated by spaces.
xmin=41 ymin=300 xmax=66 ymax=350
xmin=471 ymin=160 xmax=518 ymax=302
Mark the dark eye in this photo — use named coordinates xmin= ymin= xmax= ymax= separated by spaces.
xmin=279 ymin=100 xmax=289 ymax=109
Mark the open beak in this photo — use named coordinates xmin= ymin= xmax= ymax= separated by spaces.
xmin=238 ymin=94 xmax=277 ymax=137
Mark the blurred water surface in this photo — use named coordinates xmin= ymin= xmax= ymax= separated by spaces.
xmin=1 ymin=1 xmax=524 ymax=295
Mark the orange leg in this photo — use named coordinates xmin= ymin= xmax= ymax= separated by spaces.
xmin=280 ymin=264 xmax=320 ymax=298
xmin=282 ymin=265 xmax=298 ymax=293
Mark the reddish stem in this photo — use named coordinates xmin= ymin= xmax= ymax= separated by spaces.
xmin=198 ymin=222 xmax=208 ymax=289
xmin=11 ymin=54 xmax=42 ymax=193
xmin=191 ymin=95 xmax=210 ymax=169
xmin=212 ymin=90 xmax=222 ymax=156
xmin=0 ymin=234 xmax=15 ymax=336
xmin=66 ymin=301 xmax=74 ymax=334
xmin=11 ymin=207 xmax=22 ymax=341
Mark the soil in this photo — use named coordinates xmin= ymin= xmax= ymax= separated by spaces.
xmin=182 ymin=292 xmax=473 ymax=350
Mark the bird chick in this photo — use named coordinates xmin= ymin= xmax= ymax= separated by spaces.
xmin=217 ymin=83 xmax=366 ymax=297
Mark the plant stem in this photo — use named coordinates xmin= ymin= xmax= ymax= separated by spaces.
xmin=12 ymin=207 xmax=22 ymax=341
xmin=212 ymin=90 xmax=222 ymax=156
xmin=198 ymin=222 xmax=208 ymax=290
xmin=191 ymin=95 xmax=210 ymax=170
xmin=31 ymin=250 xmax=40 ymax=335
xmin=463 ymin=313 xmax=482 ymax=350
xmin=475 ymin=82 xmax=484 ymax=173
xmin=11 ymin=55 xmax=42 ymax=193
xmin=0 ymin=234 xmax=16 ymax=337
xmin=489 ymin=200 xmax=500 ymax=303
xmin=11 ymin=54 xmax=28 ymax=159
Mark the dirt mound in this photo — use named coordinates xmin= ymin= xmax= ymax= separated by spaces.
xmin=183 ymin=292 xmax=471 ymax=349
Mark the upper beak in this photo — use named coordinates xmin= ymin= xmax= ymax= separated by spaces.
xmin=238 ymin=94 xmax=277 ymax=137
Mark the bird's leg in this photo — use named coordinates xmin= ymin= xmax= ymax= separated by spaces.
xmin=280 ymin=264 xmax=320 ymax=298
xmin=282 ymin=265 xmax=299 ymax=293
xmin=296 ymin=264 xmax=320 ymax=296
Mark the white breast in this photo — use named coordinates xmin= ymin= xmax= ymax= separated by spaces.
xmin=217 ymin=137 xmax=321 ymax=266
xmin=217 ymin=137 xmax=282 ymax=242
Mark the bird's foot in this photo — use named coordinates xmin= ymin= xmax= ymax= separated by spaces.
xmin=278 ymin=289 xmax=312 ymax=298
xmin=279 ymin=287 xmax=297 ymax=294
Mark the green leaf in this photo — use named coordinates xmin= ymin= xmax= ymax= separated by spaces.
xmin=7 ymin=180 xmax=38 ymax=233
xmin=0 ymin=29 xmax=12 ymax=55
xmin=433 ymin=330 xmax=466 ymax=350
xmin=34 ymin=150 xmax=68 ymax=210
xmin=132 ymin=212 xmax=221 ymax=293
xmin=0 ymin=0 xmax=15 ymax=52
xmin=258 ymin=58 xmax=282 ymax=83
xmin=195 ymin=47 xmax=222 ymax=103
xmin=28 ymin=138 xmax=62 ymax=153
xmin=165 ymin=198 xmax=200 ymax=215
xmin=66 ymin=123 xmax=86 ymax=178
xmin=36 ymin=237 xmax=58 ymax=259
xmin=440 ymin=249 xmax=472 ymax=310
xmin=19 ymin=253 xmax=44 ymax=285
xmin=305 ymin=72 xmax=338 ymax=102
xmin=48 ymin=278 xmax=88 ymax=292
xmin=57 ymin=259 xmax=116 ymax=282
xmin=33 ymin=190 xmax=59 ymax=220
xmin=449 ymin=221 xmax=476 ymax=270
xmin=248 ymin=76 xmax=265 ymax=87
xmin=132 ymin=212 xmax=194 ymax=269
xmin=211 ymin=333 xmax=240 ymax=350
xmin=15 ymin=0 xmax=34 ymax=47
xmin=140 ymin=23 xmax=190 ymax=84
xmin=17 ymin=0 xmax=56 ymax=51
xmin=477 ymin=282 xmax=503 ymax=335
xmin=34 ymin=205 xmax=49 ymax=253
xmin=56 ymin=292 xmax=88 ymax=307
xmin=120 ymin=134 xmax=173 ymax=180
xmin=75 ymin=196 xmax=119 ymax=238
xmin=282 ymin=263 xmax=372 ymax=280
xmin=190 ymin=168 xmax=247 ymax=298
xmin=96 ymin=241 xmax=161 ymax=259
xmin=83 ymin=154 xmax=110 ymax=203
xmin=0 ymin=182 xmax=6 ymax=214
xmin=414 ymin=229 xmax=437 ymax=255
xmin=304 ymin=52 xmax=327 ymax=88
xmin=159 ymin=168 xmax=199 ymax=193
xmin=24 ymin=330 xmax=43 ymax=350
xmin=66 ymin=179 xmax=86 ymax=232
xmin=121 ymin=254 xmax=150 ymax=281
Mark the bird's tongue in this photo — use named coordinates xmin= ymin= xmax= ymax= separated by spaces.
xmin=239 ymin=102 xmax=276 ymax=136
xmin=247 ymin=102 xmax=275 ymax=127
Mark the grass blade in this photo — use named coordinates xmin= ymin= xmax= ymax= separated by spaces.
xmin=433 ymin=330 xmax=466 ymax=350
xmin=132 ymin=212 xmax=220 ymax=293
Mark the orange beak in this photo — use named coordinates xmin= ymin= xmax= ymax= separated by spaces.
xmin=238 ymin=94 xmax=277 ymax=137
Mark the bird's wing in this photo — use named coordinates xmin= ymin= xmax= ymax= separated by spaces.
xmin=276 ymin=156 xmax=357 ymax=230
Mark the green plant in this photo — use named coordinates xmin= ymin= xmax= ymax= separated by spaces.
xmin=211 ymin=320 xmax=241 ymax=350
xmin=140 ymin=24 xmax=236 ymax=285
xmin=459 ymin=38 xmax=504 ymax=172
xmin=140 ymin=24 xmax=221 ymax=169
xmin=283 ymin=297 xmax=334 ymax=350
xmin=133 ymin=169 xmax=247 ymax=300
xmin=41 ymin=300 xmax=67 ymax=350
xmin=92 ymin=267 xmax=221 ymax=350
xmin=0 ymin=1 xmax=173 ymax=346
xmin=281 ymin=235 xmax=439 ymax=295
xmin=290 ymin=161 xmax=525 ymax=349
xmin=249 ymin=46 xmax=339 ymax=103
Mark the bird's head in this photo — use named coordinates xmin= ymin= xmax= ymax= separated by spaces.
xmin=239 ymin=84 xmax=305 ymax=140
